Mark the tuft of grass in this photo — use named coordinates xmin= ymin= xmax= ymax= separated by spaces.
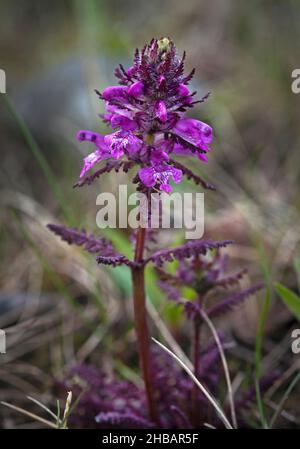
xmin=254 ymin=238 xmax=272 ymax=429
xmin=269 ymin=371 xmax=300 ymax=428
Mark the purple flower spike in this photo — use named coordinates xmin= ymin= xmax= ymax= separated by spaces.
xmin=77 ymin=38 xmax=214 ymax=191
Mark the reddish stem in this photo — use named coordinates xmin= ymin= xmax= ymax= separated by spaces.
xmin=131 ymin=227 xmax=159 ymax=424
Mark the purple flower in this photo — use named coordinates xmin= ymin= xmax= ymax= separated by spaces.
xmin=139 ymin=163 xmax=182 ymax=193
xmin=172 ymin=118 xmax=213 ymax=153
xmin=78 ymin=130 xmax=142 ymax=177
xmin=104 ymin=104 xmax=137 ymax=131
xmin=155 ymin=100 xmax=168 ymax=123
xmin=104 ymin=131 xmax=143 ymax=158
xmin=76 ymin=38 xmax=214 ymax=193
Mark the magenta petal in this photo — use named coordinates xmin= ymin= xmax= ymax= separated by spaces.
xmin=150 ymin=148 xmax=169 ymax=165
xmin=158 ymin=166 xmax=182 ymax=193
xmin=126 ymin=65 xmax=136 ymax=77
xmin=198 ymin=153 xmax=209 ymax=163
xmin=102 ymin=85 xmax=128 ymax=101
xmin=125 ymin=134 xmax=143 ymax=155
xmin=104 ymin=133 xmax=124 ymax=159
xmin=155 ymin=100 xmax=168 ymax=123
xmin=128 ymin=81 xmax=144 ymax=97
xmin=76 ymin=130 xmax=105 ymax=147
xmin=105 ymin=103 xmax=137 ymax=131
xmin=173 ymin=118 xmax=213 ymax=151
xmin=172 ymin=143 xmax=209 ymax=163
xmin=160 ymin=183 xmax=172 ymax=194
xmin=138 ymin=167 xmax=156 ymax=188
xmin=178 ymin=83 xmax=190 ymax=97
xmin=104 ymin=131 xmax=142 ymax=159
xmin=171 ymin=167 xmax=183 ymax=184
xmin=139 ymin=163 xmax=183 ymax=192
xmin=80 ymin=150 xmax=104 ymax=178
xmin=172 ymin=143 xmax=193 ymax=157
xmin=158 ymin=75 xmax=166 ymax=90
xmin=111 ymin=114 xmax=137 ymax=131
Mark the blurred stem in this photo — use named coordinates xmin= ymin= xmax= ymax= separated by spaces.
xmin=192 ymin=318 xmax=201 ymax=424
xmin=131 ymin=227 xmax=159 ymax=424
xmin=255 ymin=286 xmax=271 ymax=429
xmin=193 ymin=282 xmax=203 ymax=378
xmin=192 ymin=255 xmax=203 ymax=378
xmin=192 ymin=259 xmax=203 ymax=423
xmin=254 ymin=238 xmax=272 ymax=429
xmin=193 ymin=321 xmax=201 ymax=379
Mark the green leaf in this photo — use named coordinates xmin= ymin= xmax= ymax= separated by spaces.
xmin=293 ymin=257 xmax=300 ymax=291
xmin=275 ymin=283 xmax=300 ymax=321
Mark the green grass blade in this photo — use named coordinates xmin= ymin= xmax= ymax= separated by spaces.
xmin=254 ymin=239 xmax=272 ymax=428
xmin=255 ymin=286 xmax=271 ymax=429
xmin=1 ymin=95 xmax=75 ymax=224
xmin=293 ymin=257 xmax=300 ymax=291
xmin=275 ymin=283 xmax=300 ymax=321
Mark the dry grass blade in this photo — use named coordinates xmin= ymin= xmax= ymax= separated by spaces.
xmin=203 ymin=423 xmax=217 ymax=429
xmin=62 ymin=391 xmax=73 ymax=428
xmin=1 ymin=401 xmax=57 ymax=429
xmin=200 ymin=309 xmax=237 ymax=429
xmin=27 ymin=396 xmax=58 ymax=422
xmin=152 ymin=338 xmax=233 ymax=429
xmin=270 ymin=371 xmax=300 ymax=428
xmin=147 ymin=299 xmax=193 ymax=371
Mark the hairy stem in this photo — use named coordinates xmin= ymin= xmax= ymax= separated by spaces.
xmin=131 ymin=227 xmax=159 ymax=424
